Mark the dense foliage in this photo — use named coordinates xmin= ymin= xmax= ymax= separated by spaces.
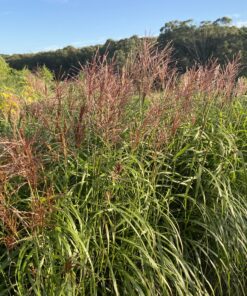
xmin=3 ymin=35 xmax=143 ymax=78
xmin=2 ymin=17 xmax=247 ymax=77
xmin=158 ymin=17 xmax=247 ymax=68
xmin=0 ymin=41 xmax=246 ymax=295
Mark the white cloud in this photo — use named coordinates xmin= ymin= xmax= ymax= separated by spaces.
xmin=71 ymin=38 xmax=108 ymax=47
xmin=41 ymin=45 xmax=61 ymax=51
xmin=235 ymin=20 xmax=247 ymax=28
xmin=225 ymin=13 xmax=247 ymax=27
xmin=39 ymin=39 xmax=103 ymax=52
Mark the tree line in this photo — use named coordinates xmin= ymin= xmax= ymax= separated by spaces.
xmin=2 ymin=17 xmax=247 ymax=77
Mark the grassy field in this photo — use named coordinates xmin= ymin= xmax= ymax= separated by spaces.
xmin=0 ymin=42 xmax=247 ymax=295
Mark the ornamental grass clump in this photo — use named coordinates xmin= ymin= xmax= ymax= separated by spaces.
xmin=0 ymin=41 xmax=246 ymax=295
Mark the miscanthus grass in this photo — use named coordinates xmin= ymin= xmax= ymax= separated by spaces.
xmin=0 ymin=42 xmax=246 ymax=295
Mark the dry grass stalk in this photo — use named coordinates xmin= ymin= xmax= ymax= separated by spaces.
xmin=127 ymin=39 xmax=175 ymax=103
xmin=0 ymin=131 xmax=39 ymax=188
xmin=79 ymin=52 xmax=134 ymax=143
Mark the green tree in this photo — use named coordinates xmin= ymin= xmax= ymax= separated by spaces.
xmin=158 ymin=17 xmax=244 ymax=71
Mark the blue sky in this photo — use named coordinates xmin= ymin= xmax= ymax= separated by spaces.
xmin=1 ymin=0 xmax=247 ymax=54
